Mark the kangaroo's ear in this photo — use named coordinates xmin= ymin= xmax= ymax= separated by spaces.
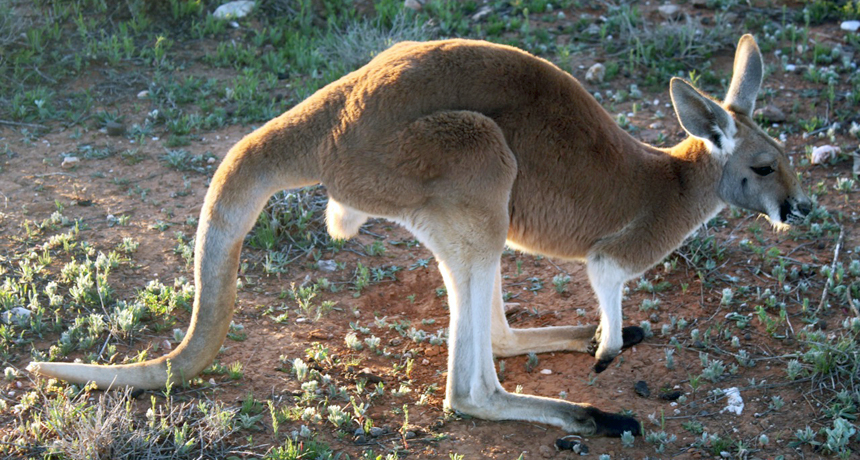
xmin=671 ymin=77 xmax=736 ymax=158
xmin=723 ymin=34 xmax=763 ymax=116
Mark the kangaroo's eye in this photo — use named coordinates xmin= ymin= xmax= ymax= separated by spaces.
xmin=751 ymin=165 xmax=775 ymax=176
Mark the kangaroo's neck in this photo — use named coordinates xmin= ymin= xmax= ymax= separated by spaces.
xmin=574 ymin=135 xmax=726 ymax=274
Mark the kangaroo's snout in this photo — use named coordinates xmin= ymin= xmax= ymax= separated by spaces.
xmin=781 ymin=196 xmax=812 ymax=224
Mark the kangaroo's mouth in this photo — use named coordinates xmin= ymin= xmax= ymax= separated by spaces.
xmin=779 ymin=198 xmax=812 ymax=225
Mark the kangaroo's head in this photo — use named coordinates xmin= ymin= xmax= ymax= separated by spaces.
xmin=670 ymin=35 xmax=812 ymax=226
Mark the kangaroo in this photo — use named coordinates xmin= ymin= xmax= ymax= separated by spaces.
xmin=29 ymin=35 xmax=810 ymax=436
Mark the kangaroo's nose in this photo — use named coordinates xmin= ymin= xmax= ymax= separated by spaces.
xmin=797 ymin=200 xmax=812 ymax=217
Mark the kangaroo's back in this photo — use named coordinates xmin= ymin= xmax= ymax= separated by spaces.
xmin=319 ymin=40 xmax=656 ymax=254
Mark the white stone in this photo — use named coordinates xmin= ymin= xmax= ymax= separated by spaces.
xmin=585 ymin=63 xmax=606 ymax=83
xmin=1 ymin=307 xmax=31 ymax=324
xmin=841 ymin=20 xmax=860 ymax=32
xmin=472 ymin=6 xmax=492 ymax=21
xmin=213 ymin=1 xmax=255 ymax=20
xmin=658 ymin=4 xmax=680 ymax=19
xmin=404 ymin=0 xmax=423 ymax=11
xmin=137 ymin=90 xmax=149 ymax=99
xmin=318 ymin=260 xmax=338 ymax=272
xmin=61 ymin=156 xmax=80 ymax=168
xmin=540 ymin=369 xmax=552 ymax=375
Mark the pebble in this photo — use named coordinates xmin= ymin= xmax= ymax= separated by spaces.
xmin=540 ymin=368 xmax=552 ymax=375
xmin=634 ymin=380 xmax=651 ymax=398
xmin=404 ymin=430 xmax=416 ymax=439
xmin=842 ymin=20 xmax=860 ymax=32
xmin=657 ymin=4 xmax=681 ymax=19
xmin=404 ymin=0 xmax=423 ymax=11
xmin=318 ymin=260 xmax=338 ymax=272
xmin=137 ymin=90 xmax=149 ymax=99
xmin=106 ymin=121 xmax=126 ymax=136
xmin=585 ymin=63 xmax=606 ymax=83
xmin=61 ymin=156 xmax=80 ymax=168
xmin=660 ymin=390 xmax=684 ymax=401
xmin=369 ymin=426 xmax=385 ymax=437
xmin=1 ymin=307 xmax=31 ymax=324
xmin=471 ymin=6 xmax=492 ymax=21
xmin=213 ymin=1 xmax=255 ymax=19
xmin=753 ymin=105 xmax=786 ymax=122
xmin=539 ymin=445 xmax=554 ymax=458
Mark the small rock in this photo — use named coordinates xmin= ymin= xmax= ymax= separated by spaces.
xmin=106 ymin=121 xmax=126 ymax=136
xmin=657 ymin=4 xmax=681 ymax=19
xmin=207 ymin=156 xmax=217 ymax=164
xmin=61 ymin=156 xmax=80 ymax=169
xmin=841 ymin=20 xmax=860 ymax=32
xmin=754 ymin=105 xmax=786 ymax=122
xmin=585 ymin=63 xmax=606 ymax=83
xmin=354 ymin=428 xmax=364 ymax=437
xmin=540 ymin=368 xmax=552 ymax=375
xmin=404 ymin=0 xmax=423 ymax=11
xmin=213 ymin=1 xmax=255 ymax=20
xmin=660 ymin=390 xmax=684 ymax=401
xmin=649 ymin=121 xmax=665 ymax=130
xmin=539 ymin=445 xmax=554 ymax=458
xmin=1 ymin=307 xmax=31 ymax=324
xmin=353 ymin=434 xmax=367 ymax=444
xmin=137 ymin=90 xmax=150 ymax=99
xmin=634 ymin=380 xmax=651 ymax=398
xmin=471 ymin=6 xmax=492 ymax=21
xmin=639 ymin=129 xmax=663 ymax=144
xmin=369 ymin=426 xmax=385 ymax=437
xmin=784 ymin=63 xmax=797 ymax=72
xmin=853 ymin=151 xmax=860 ymax=176
xmin=318 ymin=260 xmax=338 ymax=272
xmin=404 ymin=430 xmax=416 ymax=439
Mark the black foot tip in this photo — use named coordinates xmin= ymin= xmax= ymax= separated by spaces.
xmin=593 ymin=358 xmax=613 ymax=373
xmin=621 ymin=325 xmax=646 ymax=349
xmin=590 ymin=408 xmax=642 ymax=437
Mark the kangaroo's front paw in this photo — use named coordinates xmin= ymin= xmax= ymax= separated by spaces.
xmin=588 ymin=326 xmax=646 ymax=373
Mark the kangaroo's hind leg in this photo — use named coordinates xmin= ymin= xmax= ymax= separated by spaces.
xmin=394 ymin=111 xmax=640 ymax=435
xmin=490 ymin=268 xmax=598 ymax=357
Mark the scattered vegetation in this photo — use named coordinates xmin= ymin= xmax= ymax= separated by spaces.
xmin=1 ymin=0 xmax=859 ymax=458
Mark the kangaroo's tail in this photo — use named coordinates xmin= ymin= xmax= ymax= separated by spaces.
xmin=28 ymin=112 xmax=323 ymax=389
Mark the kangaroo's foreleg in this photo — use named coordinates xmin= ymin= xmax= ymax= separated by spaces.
xmin=585 ymin=256 xmax=644 ymax=373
